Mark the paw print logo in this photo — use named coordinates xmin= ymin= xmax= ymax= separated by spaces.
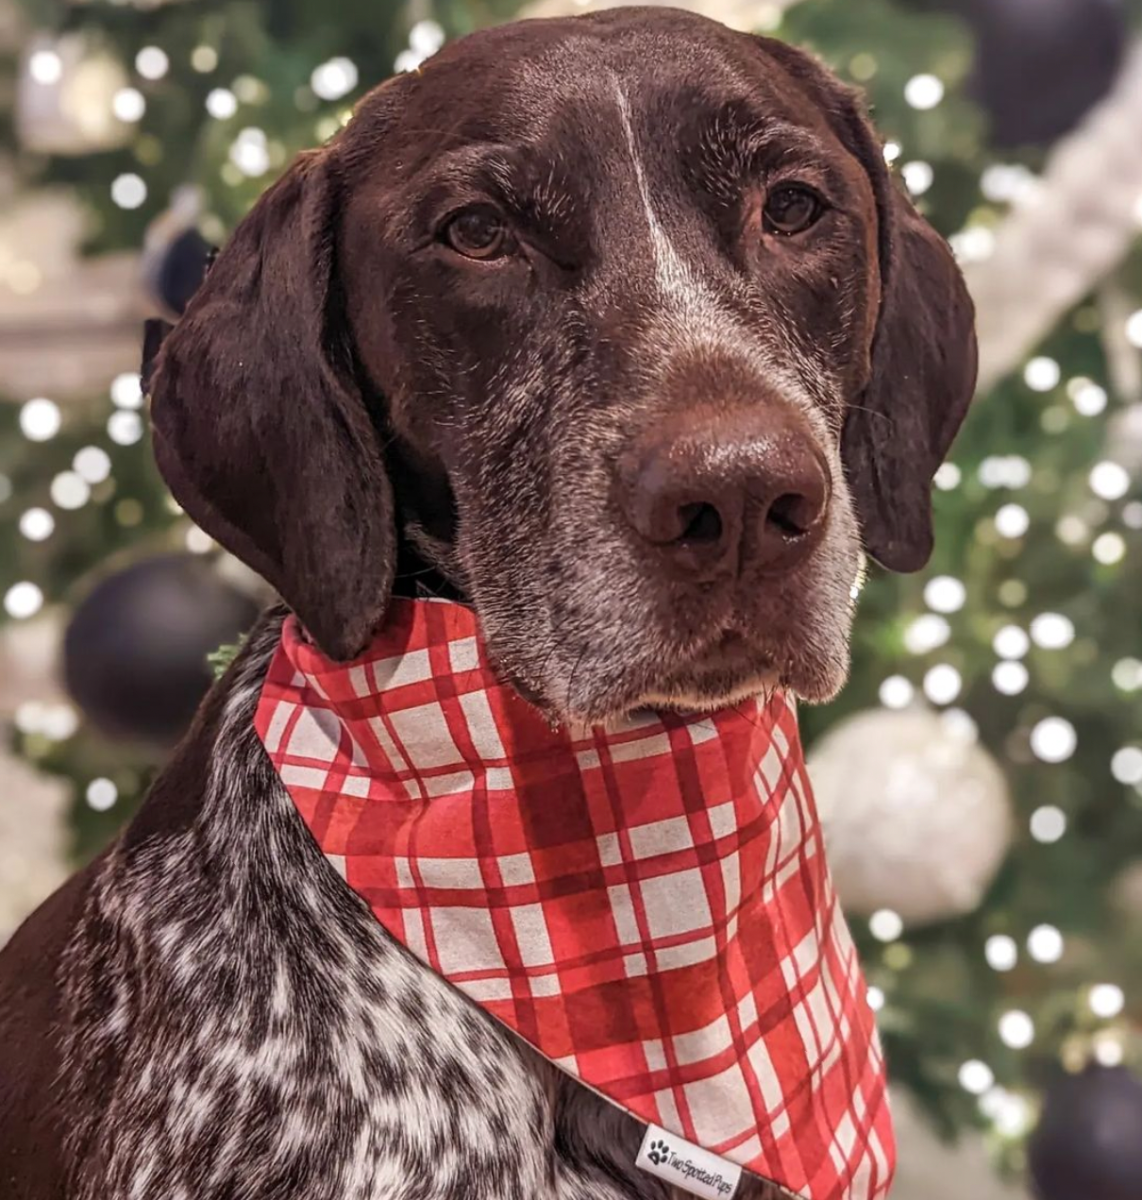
xmin=647 ymin=1139 xmax=671 ymax=1167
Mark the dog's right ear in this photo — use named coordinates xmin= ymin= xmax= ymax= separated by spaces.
xmin=148 ymin=150 xmax=395 ymax=661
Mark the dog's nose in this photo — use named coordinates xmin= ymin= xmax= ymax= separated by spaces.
xmin=618 ymin=405 xmax=829 ymax=577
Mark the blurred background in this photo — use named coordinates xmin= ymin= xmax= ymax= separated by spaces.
xmin=2 ymin=0 xmax=1142 ymax=1196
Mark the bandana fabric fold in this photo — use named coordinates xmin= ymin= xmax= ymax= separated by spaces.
xmin=254 ymin=598 xmax=894 ymax=1200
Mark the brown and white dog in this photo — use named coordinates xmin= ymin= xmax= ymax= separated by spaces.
xmin=0 ymin=8 xmax=976 ymax=1198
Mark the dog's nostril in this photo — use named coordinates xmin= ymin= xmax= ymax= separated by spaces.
xmin=767 ymin=492 xmax=820 ymax=538
xmin=678 ymin=502 xmax=723 ymax=545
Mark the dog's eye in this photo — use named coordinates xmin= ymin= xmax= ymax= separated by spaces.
xmin=762 ymin=186 xmax=823 ymax=236
xmin=443 ymin=207 xmax=515 ymax=260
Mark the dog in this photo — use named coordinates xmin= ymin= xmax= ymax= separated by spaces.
xmin=0 ymin=7 xmax=976 ymax=1198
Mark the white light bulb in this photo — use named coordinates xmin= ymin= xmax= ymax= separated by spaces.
xmin=1112 ymin=657 xmax=1142 ymax=691
xmin=74 ymin=446 xmax=112 ymax=484
xmin=1024 ymin=357 xmax=1061 ymax=392
xmin=19 ymin=508 xmax=54 ymax=542
xmin=112 ymin=87 xmax=146 ymax=122
xmin=924 ymin=575 xmax=966 ymax=614
xmin=902 ymin=161 xmax=934 ymax=196
xmin=1030 ymin=717 xmax=1077 ymax=763
xmin=206 ymin=88 xmax=238 ymax=119
xmin=998 ymin=1010 xmax=1035 ymax=1049
xmin=1093 ymin=533 xmax=1126 ymax=565
xmin=992 ymin=661 xmax=1028 ymax=695
xmin=934 ymin=462 xmax=961 ymax=491
xmin=1068 ymin=377 xmax=1108 ymax=416
xmin=958 ymin=1060 xmax=995 ymax=1095
xmin=111 ymin=372 xmax=143 ymax=409
xmin=995 ymin=504 xmax=1030 ymax=539
xmin=993 ymin=625 xmax=1030 ymax=659
xmin=311 ymin=57 xmax=359 ymax=101
xmin=1030 ymin=806 xmax=1067 ymax=844
xmin=869 ymin=909 xmax=904 ymax=942
xmin=136 ymin=46 xmax=169 ymax=80
xmin=904 ymin=613 xmax=951 ymax=654
xmin=1089 ymin=984 xmax=1125 ymax=1019
xmin=1126 ymin=309 xmax=1142 ymax=350
xmin=1030 ymin=613 xmax=1074 ymax=650
xmin=1090 ymin=461 xmax=1130 ymax=501
xmin=29 ymin=49 xmax=63 ymax=85
xmin=409 ymin=19 xmax=446 ymax=57
xmin=867 ymin=986 xmax=886 ymax=1012
xmin=1111 ymin=747 xmax=1142 ymax=785
xmin=111 ymin=173 xmax=147 ymax=210
xmin=50 ymin=471 xmax=90 ymax=510
xmin=923 ymin=663 xmax=961 ymax=705
xmin=108 ymin=410 xmax=144 ymax=445
xmin=904 ymin=73 xmax=944 ymax=110
xmin=86 ymin=778 xmax=119 ymax=812
xmin=19 ymin=397 xmax=61 ymax=441
xmin=4 ymin=582 xmax=44 ymax=620
xmin=230 ymin=127 xmax=270 ymax=177
xmin=879 ymin=675 xmax=914 ymax=709
xmin=985 ymin=934 xmax=1018 ymax=972
xmin=1027 ymin=924 xmax=1064 ymax=964
xmin=883 ymin=141 xmax=902 ymax=164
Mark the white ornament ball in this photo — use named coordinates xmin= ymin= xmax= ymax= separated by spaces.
xmin=808 ymin=706 xmax=1012 ymax=925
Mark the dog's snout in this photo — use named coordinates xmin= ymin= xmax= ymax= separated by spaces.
xmin=618 ymin=405 xmax=830 ymax=578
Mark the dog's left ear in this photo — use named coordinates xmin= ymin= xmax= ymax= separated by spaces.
xmin=757 ymin=39 xmax=978 ymax=572
xmin=148 ymin=149 xmax=395 ymax=660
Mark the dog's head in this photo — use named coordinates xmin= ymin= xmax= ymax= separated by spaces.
xmin=149 ymin=7 xmax=976 ymax=724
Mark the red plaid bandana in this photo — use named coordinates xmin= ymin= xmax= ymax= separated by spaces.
xmin=255 ymin=599 xmax=894 ymax=1200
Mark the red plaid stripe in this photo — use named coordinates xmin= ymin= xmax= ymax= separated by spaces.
xmin=255 ymin=599 xmax=895 ymax=1200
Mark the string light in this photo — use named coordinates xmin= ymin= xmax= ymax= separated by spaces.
xmin=192 ymin=46 xmax=219 ymax=73
xmin=1024 ymin=356 xmax=1061 ymax=392
xmin=1111 ymin=746 xmax=1142 ymax=785
xmin=1030 ymin=717 xmax=1077 ymax=764
xmin=993 ymin=626 xmax=1030 ymax=659
xmin=985 ymin=935 xmax=1018 ymax=972
xmin=111 ymin=173 xmax=147 ymax=209
xmin=206 ymin=88 xmax=238 ymax=119
xmin=1092 ymin=532 xmax=1126 ymax=565
xmin=1088 ymin=983 xmax=1125 ymax=1019
xmin=882 ymin=141 xmax=902 ymax=164
xmin=1126 ymin=308 xmax=1142 ymax=349
xmin=1030 ymin=806 xmax=1067 ymax=844
xmin=135 ymin=46 xmax=169 ymax=81
xmin=1030 ymin=613 xmax=1074 ymax=650
xmin=19 ymin=397 xmax=61 ymax=441
xmin=230 ymin=127 xmax=270 ymax=177
xmin=19 ymin=508 xmax=54 ymax=542
xmin=878 ymin=675 xmax=914 ymax=709
xmin=28 ymin=49 xmax=62 ymax=85
xmin=933 ymin=462 xmax=961 ymax=490
xmin=4 ymin=582 xmax=44 ymax=620
xmin=904 ymin=73 xmax=944 ymax=110
xmin=923 ymin=663 xmax=962 ymax=705
xmin=979 ymin=456 xmax=1031 ymax=489
xmin=870 ymin=910 xmax=904 ymax=942
xmin=867 ymin=986 xmax=886 ymax=1012
xmin=1067 ymin=377 xmax=1108 ymax=416
xmin=998 ymin=1010 xmax=1035 ymax=1049
xmin=901 ymin=161 xmax=934 ymax=196
xmin=958 ymin=1060 xmax=995 ymax=1095
xmin=85 ymin=778 xmax=118 ymax=812
xmin=51 ymin=471 xmax=90 ymax=510
xmin=992 ymin=661 xmax=1028 ymax=695
xmin=1112 ymin=657 xmax=1142 ymax=691
xmin=1089 ymin=461 xmax=1130 ymax=501
xmin=924 ymin=575 xmax=966 ymax=614
xmin=74 ymin=446 xmax=111 ymax=484
xmin=1094 ymin=1032 xmax=1125 ymax=1067
xmin=905 ymin=613 xmax=951 ymax=654
xmin=112 ymin=87 xmax=145 ymax=122
xmin=108 ymin=410 xmax=143 ymax=446
xmin=994 ymin=504 xmax=1029 ymax=538
xmin=311 ymin=57 xmax=358 ymax=101
xmin=1027 ymin=924 xmax=1064 ymax=964
xmin=111 ymin=372 xmax=143 ymax=408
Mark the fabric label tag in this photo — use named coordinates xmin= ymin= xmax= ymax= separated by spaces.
xmin=635 ymin=1124 xmax=742 ymax=1199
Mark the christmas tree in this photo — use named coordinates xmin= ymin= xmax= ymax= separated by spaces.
xmin=4 ymin=0 xmax=1142 ymax=1193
